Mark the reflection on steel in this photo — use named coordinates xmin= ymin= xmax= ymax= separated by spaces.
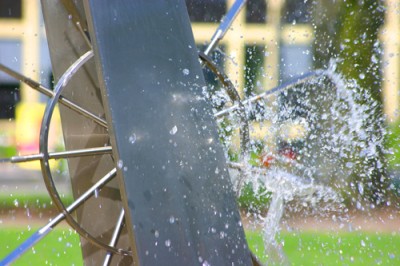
xmin=2 ymin=146 xmax=112 ymax=163
xmin=0 ymin=168 xmax=117 ymax=265
xmin=103 ymin=209 xmax=125 ymax=266
xmin=85 ymin=0 xmax=253 ymax=264
xmin=41 ymin=0 xmax=129 ymax=263
xmin=204 ymin=0 xmax=247 ymax=55
xmin=60 ymin=0 xmax=92 ymax=48
xmin=0 ymin=0 xmax=261 ymax=264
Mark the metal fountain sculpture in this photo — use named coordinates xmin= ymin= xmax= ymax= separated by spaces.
xmin=0 ymin=0 xmax=337 ymax=265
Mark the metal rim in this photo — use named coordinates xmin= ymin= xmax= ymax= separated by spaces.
xmin=39 ymin=50 xmax=131 ymax=256
xmin=199 ymin=51 xmax=250 ymax=155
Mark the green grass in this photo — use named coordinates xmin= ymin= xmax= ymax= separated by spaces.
xmin=0 ymin=146 xmax=17 ymax=158
xmin=246 ymin=231 xmax=400 ymax=266
xmin=0 ymin=193 xmax=74 ymax=210
xmin=2 ymin=227 xmax=400 ymax=265
xmin=0 ymin=227 xmax=83 ymax=265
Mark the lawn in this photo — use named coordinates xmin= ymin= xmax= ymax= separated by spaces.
xmin=1 ymin=227 xmax=400 ymax=265
xmin=0 ymin=227 xmax=83 ymax=266
xmin=247 ymin=230 xmax=400 ymax=265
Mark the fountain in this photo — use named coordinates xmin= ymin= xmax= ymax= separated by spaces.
xmin=0 ymin=0 xmax=398 ymax=265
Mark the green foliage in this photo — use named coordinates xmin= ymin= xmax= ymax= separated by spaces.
xmin=313 ymin=0 xmax=388 ymax=205
xmin=237 ymin=183 xmax=271 ymax=212
xmin=386 ymin=122 xmax=400 ymax=170
xmin=0 ymin=145 xmax=16 ymax=158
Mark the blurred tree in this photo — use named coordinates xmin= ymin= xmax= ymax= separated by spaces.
xmin=312 ymin=0 xmax=388 ymax=205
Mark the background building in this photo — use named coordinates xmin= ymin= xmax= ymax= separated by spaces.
xmin=0 ymin=0 xmax=399 ymax=161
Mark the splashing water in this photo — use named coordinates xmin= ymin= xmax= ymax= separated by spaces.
xmin=235 ymin=60 xmax=387 ymax=201
xmin=211 ymin=60 xmax=387 ymax=263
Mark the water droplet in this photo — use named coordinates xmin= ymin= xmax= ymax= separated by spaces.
xmin=169 ymin=125 xmax=178 ymax=135
xmin=165 ymin=239 xmax=171 ymax=247
xmin=13 ymin=199 xmax=19 ymax=207
xmin=169 ymin=216 xmax=175 ymax=224
xmin=117 ymin=159 xmax=124 ymax=169
xmin=360 ymin=239 xmax=366 ymax=247
xmin=129 ymin=134 xmax=137 ymax=144
xmin=357 ymin=182 xmax=364 ymax=195
xmin=154 ymin=230 xmax=159 ymax=238
xmin=182 ymin=69 xmax=190 ymax=76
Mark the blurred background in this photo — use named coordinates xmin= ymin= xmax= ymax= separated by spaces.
xmin=1 ymin=1 xmax=400 ymax=264
xmin=1 ymin=0 xmax=399 ymax=202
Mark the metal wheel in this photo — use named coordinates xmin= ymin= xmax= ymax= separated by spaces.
xmin=0 ymin=1 xmax=331 ymax=265
xmin=0 ymin=1 xmax=258 ymax=265
xmin=1 ymin=51 xmax=132 ymax=264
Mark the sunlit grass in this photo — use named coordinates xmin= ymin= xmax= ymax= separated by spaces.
xmin=0 ymin=227 xmax=83 ymax=265
xmin=246 ymin=230 xmax=400 ymax=266
xmin=0 ymin=193 xmax=74 ymax=210
xmin=1 ymin=227 xmax=400 ymax=265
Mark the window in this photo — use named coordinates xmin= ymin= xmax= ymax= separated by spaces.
xmin=0 ymin=40 xmax=21 ymax=119
xmin=185 ymin=0 xmax=226 ymax=23
xmin=246 ymin=0 xmax=267 ymax=24
xmin=0 ymin=0 xmax=22 ymax=19
xmin=282 ymin=0 xmax=311 ymax=24
xmin=278 ymin=44 xmax=312 ymax=121
xmin=244 ymin=45 xmax=265 ymax=96
xmin=279 ymin=44 xmax=312 ymax=82
xmin=0 ymin=84 xmax=20 ymax=119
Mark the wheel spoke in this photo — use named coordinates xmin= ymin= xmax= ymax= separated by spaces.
xmin=103 ymin=209 xmax=125 ymax=266
xmin=204 ymin=0 xmax=247 ymax=55
xmin=214 ymin=70 xmax=323 ymax=118
xmin=0 ymin=146 xmax=112 ymax=164
xmin=0 ymin=63 xmax=107 ymax=128
xmin=0 ymin=168 xmax=117 ymax=265
xmin=60 ymin=0 xmax=92 ymax=48
xmin=39 ymin=50 xmax=131 ymax=256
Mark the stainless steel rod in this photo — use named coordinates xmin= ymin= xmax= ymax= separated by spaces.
xmin=204 ymin=0 xmax=247 ymax=55
xmin=103 ymin=209 xmax=125 ymax=266
xmin=214 ymin=70 xmax=322 ymax=118
xmin=1 ymin=146 xmax=112 ymax=163
xmin=0 ymin=63 xmax=107 ymax=128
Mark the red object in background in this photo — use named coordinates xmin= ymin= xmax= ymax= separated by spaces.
xmin=260 ymin=154 xmax=275 ymax=168
xmin=260 ymin=147 xmax=297 ymax=168
xmin=280 ymin=147 xmax=297 ymax=160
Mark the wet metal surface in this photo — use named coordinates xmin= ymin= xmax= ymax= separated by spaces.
xmin=85 ymin=0 xmax=252 ymax=264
